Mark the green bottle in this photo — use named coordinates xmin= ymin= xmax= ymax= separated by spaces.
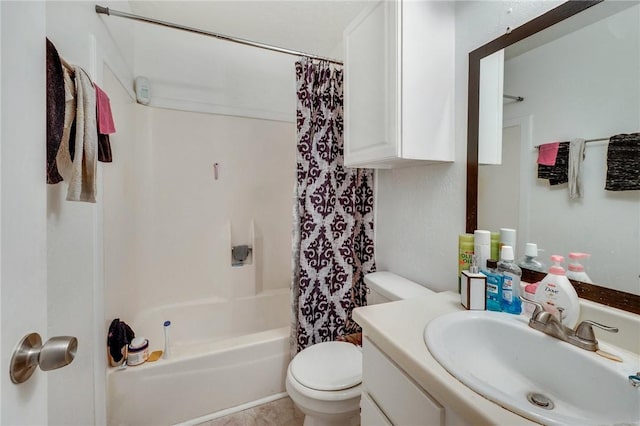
xmin=458 ymin=234 xmax=474 ymax=293
xmin=491 ymin=232 xmax=500 ymax=261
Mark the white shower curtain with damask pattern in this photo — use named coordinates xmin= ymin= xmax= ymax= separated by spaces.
xmin=290 ymin=57 xmax=376 ymax=358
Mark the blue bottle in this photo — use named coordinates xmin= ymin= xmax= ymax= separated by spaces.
xmin=497 ymin=246 xmax=522 ymax=315
xmin=482 ymin=259 xmax=502 ymax=312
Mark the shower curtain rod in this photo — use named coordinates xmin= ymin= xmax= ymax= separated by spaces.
xmin=95 ymin=5 xmax=343 ymax=65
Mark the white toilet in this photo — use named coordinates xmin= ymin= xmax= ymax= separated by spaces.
xmin=286 ymin=272 xmax=435 ymax=426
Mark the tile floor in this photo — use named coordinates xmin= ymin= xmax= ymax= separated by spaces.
xmin=196 ymin=397 xmax=304 ymax=426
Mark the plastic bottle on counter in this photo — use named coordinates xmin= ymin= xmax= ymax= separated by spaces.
xmin=535 ymin=255 xmax=580 ymax=328
xmin=497 ymin=245 xmax=522 ymax=315
xmin=458 ymin=234 xmax=475 ymax=293
xmin=490 ymin=232 xmax=500 ymax=262
xmin=499 ymin=228 xmax=517 ymax=257
xmin=566 ymin=252 xmax=593 ymax=283
xmin=517 ymin=243 xmax=545 ymax=272
xmin=474 ymin=230 xmax=491 ymax=283
xmin=482 ymin=259 xmax=502 ymax=312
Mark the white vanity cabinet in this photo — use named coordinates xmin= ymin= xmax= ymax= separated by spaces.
xmin=343 ymin=0 xmax=455 ymax=168
xmin=361 ymin=337 xmax=467 ymax=426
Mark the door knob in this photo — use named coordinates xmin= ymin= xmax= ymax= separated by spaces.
xmin=9 ymin=333 xmax=78 ymax=384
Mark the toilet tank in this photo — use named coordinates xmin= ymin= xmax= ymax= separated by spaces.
xmin=364 ymin=272 xmax=434 ymax=305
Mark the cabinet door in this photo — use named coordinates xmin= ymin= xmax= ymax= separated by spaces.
xmin=361 ymin=392 xmax=393 ymax=426
xmin=400 ymin=0 xmax=455 ymax=163
xmin=344 ymin=1 xmax=399 ymax=167
xmin=363 ymin=338 xmax=444 ymax=426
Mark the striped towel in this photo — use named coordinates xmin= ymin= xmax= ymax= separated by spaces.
xmin=605 ymin=133 xmax=640 ymax=191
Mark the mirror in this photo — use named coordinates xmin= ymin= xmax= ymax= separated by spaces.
xmin=467 ymin=1 xmax=640 ymax=310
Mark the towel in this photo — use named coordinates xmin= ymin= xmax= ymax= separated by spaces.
xmin=95 ymin=84 xmax=115 ymax=163
xmin=107 ymin=319 xmax=135 ymax=364
xmin=98 ymin=134 xmax=113 ymax=163
xmin=538 ymin=142 xmax=569 ymax=185
xmin=568 ymin=138 xmax=586 ymax=199
xmin=56 ymin=67 xmax=97 ymax=203
xmin=46 ymin=39 xmax=65 ymax=184
xmin=537 ymin=142 xmax=560 ymax=166
xmin=95 ymin=84 xmax=116 ymax=134
xmin=605 ymin=133 xmax=640 ymax=191
xmin=56 ymin=66 xmax=76 ymax=172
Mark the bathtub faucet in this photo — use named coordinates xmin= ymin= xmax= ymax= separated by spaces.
xmin=232 ymin=245 xmax=252 ymax=266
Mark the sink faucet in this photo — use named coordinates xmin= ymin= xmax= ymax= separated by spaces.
xmin=521 ymin=296 xmax=618 ymax=351
xmin=522 ymin=297 xmax=571 ymax=340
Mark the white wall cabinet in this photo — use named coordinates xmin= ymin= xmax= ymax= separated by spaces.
xmin=344 ymin=1 xmax=455 ymax=168
xmin=361 ymin=337 xmax=468 ymax=426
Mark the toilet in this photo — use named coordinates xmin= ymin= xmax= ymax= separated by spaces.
xmin=286 ymin=272 xmax=435 ymax=426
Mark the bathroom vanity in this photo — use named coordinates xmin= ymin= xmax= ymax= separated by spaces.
xmin=353 ymin=291 xmax=640 ymax=425
xmin=354 ymin=292 xmax=534 ymax=425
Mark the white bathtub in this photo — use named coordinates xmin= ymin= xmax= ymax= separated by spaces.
xmin=107 ymin=289 xmax=291 ymax=426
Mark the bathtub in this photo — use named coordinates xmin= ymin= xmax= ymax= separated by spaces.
xmin=107 ymin=289 xmax=291 ymax=426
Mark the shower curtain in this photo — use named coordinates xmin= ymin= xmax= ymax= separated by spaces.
xmin=290 ymin=57 xmax=376 ymax=356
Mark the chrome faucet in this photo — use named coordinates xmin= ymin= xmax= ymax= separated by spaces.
xmin=521 ymin=296 xmax=618 ymax=351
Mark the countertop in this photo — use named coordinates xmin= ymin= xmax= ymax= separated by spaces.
xmin=353 ymin=291 xmax=538 ymax=426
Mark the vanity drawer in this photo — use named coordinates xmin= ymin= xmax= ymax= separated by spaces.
xmin=363 ymin=337 xmax=444 ymax=426
xmin=361 ymin=391 xmax=393 ymax=426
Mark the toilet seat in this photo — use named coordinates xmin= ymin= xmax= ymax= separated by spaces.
xmin=287 ymin=364 xmax=362 ymax=403
xmin=290 ymin=341 xmax=362 ymax=391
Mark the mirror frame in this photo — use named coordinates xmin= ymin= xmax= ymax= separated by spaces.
xmin=466 ymin=0 xmax=640 ymax=315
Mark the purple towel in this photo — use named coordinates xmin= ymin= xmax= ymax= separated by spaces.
xmin=46 ymin=39 xmax=65 ymax=184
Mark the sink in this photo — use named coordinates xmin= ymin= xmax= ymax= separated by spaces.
xmin=424 ymin=310 xmax=640 ymax=425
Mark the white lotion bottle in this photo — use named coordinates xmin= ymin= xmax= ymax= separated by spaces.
xmin=474 ymin=230 xmax=491 ymax=280
xmin=499 ymin=228 xmax=517 ymax=256
xmin=535 ymin=255 xmax=580 ymax=328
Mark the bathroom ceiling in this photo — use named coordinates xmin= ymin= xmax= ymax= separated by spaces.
xmin=128 ymin=1 xmax=371 ymax=59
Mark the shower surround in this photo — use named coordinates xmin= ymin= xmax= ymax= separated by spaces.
xmin=103 ymin=75 xmax=296 ymax=423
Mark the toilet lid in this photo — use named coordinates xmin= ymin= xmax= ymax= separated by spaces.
xmin=290 ymin=341 xmax=362 ymax=391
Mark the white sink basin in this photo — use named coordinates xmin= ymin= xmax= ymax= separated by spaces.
xmin=425 ymin=310 xmax=640 ymax=426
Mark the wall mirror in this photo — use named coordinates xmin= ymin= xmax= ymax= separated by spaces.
xmin=467 ymin=0 xmax=640 ymax=313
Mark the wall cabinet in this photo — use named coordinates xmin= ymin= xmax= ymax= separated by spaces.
xmin=361 ymin=337 xmax=468 ymax=426
xmin=343 ymin=1 xmax=455 ymax=168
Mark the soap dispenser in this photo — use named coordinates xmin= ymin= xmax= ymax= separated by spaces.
xmin=566 ymin=252 xmax=593 ymax=283
xmin=535 ymin=255 xmax=580 ymax=328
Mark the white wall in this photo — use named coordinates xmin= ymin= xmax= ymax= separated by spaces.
xmin=1 ymin=2 xmax=48 ymax=424
xmin=102 ymin=67 xmax=140 ymax=326
xmin=139 ymin=110 xmax=294 ymax=308
xmin=478 ymin=124 xmax=522 ymax=233
xmin=375 ymin=1 xmax=562 ymax=291
xmin=501 ymin=4 xmax=640 ymax=293
xmin=45 ymin=1 xmax=135 ymax=424
xmin=100 ymin=10 xmax=297 ymax=334
xmin=103 ymin=107 xmax=295 ymax=323
xmin=133 ymin=22 xmax=296 ymax=122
